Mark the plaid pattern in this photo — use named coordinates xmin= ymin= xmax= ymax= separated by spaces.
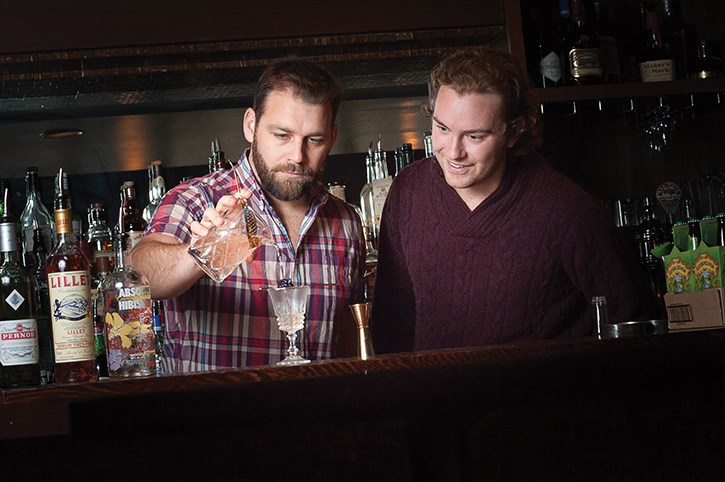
xmin=147 ymin=152 xmax=365 ymax=372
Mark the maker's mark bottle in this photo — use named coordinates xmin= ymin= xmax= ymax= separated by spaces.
xmin=46 ymin=168 xmax=97 ymax=384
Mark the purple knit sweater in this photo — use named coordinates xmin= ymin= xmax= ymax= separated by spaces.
xmin=371 ymin=155 xmax=655 ymax=353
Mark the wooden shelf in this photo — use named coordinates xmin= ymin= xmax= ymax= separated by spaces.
xmin=535 ymin=77 xmax=725 ymax=104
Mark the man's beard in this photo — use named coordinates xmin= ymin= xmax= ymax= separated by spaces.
xmin=252 ymin=141 xmax=321 ymax=202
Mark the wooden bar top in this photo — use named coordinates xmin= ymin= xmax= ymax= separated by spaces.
xmin=3 ymin=329 xmax=725 ymax=480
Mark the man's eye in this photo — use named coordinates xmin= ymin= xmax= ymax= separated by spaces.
xmin=436 ymin=124 xmax=448 ymax=133
xmin=275 ymin=133 xmax=288 ymax=140
xmin=308 ymin=138 xmax=323 ymax=145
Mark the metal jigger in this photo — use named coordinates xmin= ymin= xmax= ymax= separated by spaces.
xmin=349 ymin=302 xmax=375 ymax=360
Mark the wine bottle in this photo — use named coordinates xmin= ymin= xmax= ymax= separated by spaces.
xmin=46 ymin=168 xmax=97 ymax=384
xmin=660 ymin=0 xmax=694 ymax=80
xmin=563 ymin=0 xmax=604 ymax=85
xmin=0 ymin=189 xmax=41 ymax=388
xmin=638 ymin=1 xmax=675 ymax=82
xmin=593 ymin=0 xmax=621 ymax=83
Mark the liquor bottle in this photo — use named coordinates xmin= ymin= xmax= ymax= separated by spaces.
xmin=716 ymin=213 xmax=725 ymax=247
xmin=87 ymin=202 xmax=115 ymax=271
xmin=359 ymin=136 xmax=393 ymax=251
xmin=46 ymin=168 xmax=97 ymax=384
xmin=563 ymin=0 xmax=604 ymax=85
xmin=29 ymin=225 xmax=54 ymax=384
xmin=399 ymin=143 xmax=415 ymax=172
xmin=208 ymin=138 xmax=227 ymax=173
xmin=536 ymin=0 xmax=564 ymax=88
xmin=19 ymin=166 xmax=54 ymax=267
xmin=100 ymin=232 xmax=155 ymax=378
xmin=593 ymin=0 xmax=621 ymax=83
xmin=686 ymin=217 xmax=701 ymax=251
xmin=118 ymin=181 xmax=147 ymax=252
xmin=143 ymin=160 xmax=166 ymax=223
xmin=423 ymin=130 xmax=434 ymax=158
xmin=152 ymin=299 xmax=165 ymax=376
xmin=91 ymin=256 xmax=111 ymax=379
xmin=635 ymin=197 xmax=667 ymax=318
xmin=638 ymin=1 xmax=675 ymax=82
xmin=660 ymin=0 xmax=694 ymax=80
xmin=0 ymin=191 xmax=41 ymax=388
xmin=689 ymin=39 xmax=724 ymax=79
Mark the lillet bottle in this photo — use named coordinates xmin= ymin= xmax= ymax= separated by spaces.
xmin=0 ymin=189 xmax=41 ymax=388
xmin=45 ymin=168 xmax=98 ymax=384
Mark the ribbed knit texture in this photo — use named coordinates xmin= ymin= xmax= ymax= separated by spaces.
xmin=371 ymin=155 xmax=655 ymax=353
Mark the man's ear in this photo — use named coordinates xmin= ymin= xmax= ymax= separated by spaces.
xmin=506 ymin=117 xmax=524 ymax=149
xmin=243 ymin=107 xmax=256 ymax=144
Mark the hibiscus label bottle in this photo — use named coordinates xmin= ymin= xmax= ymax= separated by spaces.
xmin=100 ymin=232 xmax=155 ymax=377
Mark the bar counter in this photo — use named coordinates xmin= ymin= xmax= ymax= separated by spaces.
xmin=3 ymin=329 xmax=725 ymax=480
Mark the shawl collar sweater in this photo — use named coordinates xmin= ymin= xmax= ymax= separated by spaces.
xmin=371 ymin=154 xmax=654 ymax=353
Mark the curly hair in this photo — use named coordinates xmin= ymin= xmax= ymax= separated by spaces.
xmin=423 ymin=47 xmax=541 ymax=157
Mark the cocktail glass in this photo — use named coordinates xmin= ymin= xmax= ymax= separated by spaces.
xmin=268 ymin=285 xmax=311 ymax=366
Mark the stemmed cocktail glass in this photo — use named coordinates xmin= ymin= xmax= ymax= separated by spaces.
xmin=268 ymin=285 xmax=311 ymax=366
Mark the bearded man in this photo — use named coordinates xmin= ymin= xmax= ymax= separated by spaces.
xmin=134 ymin=57 xmax=365 ymax=372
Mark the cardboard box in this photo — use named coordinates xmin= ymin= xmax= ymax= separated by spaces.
xmin=665 ymin=288 xmax=725 ymax=332
xmin=692 ymin=242 xmax=724 ymax=291
xmin=663 ymin=244 xmax=694 ymax=293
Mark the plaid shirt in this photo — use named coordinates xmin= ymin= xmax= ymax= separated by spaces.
xmin=147 ymin=152 xmax=365 ymax=372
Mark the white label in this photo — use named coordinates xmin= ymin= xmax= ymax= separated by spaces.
xmin=540 ymin=51 xmax=562 ymax=83
xmin=0 ymin=318 xmax=39 ymax=366
xmin=5 ymin=289 xmax=25 ymax=311
xmin=48 ymin=270 xmax=95 ymax=363
xmin=371 ymin=177 xmax=393 ymax=227
xmin=640 ymin=59 xmax=675 ymax=82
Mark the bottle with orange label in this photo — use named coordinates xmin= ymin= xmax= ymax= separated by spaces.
xmin=46 ymin=168 xmax=98 ymax=384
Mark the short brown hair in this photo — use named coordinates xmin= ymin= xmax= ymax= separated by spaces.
xmin=254 ymin=56 xmax=342 ymax=123
xmin=423 ymin=47 xmax=541 ymax=157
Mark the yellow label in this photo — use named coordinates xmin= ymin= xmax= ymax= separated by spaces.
xmin=693 ymin=252 xmax=720 ymax=289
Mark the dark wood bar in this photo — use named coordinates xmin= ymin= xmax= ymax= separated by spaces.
xmin=3 ymin=329 xmax=725 ymax=480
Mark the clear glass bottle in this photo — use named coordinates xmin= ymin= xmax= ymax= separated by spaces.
xmin=87 ymin=202 xmax=115 ymax=271
xmin=359 ymin=136 xmax=393 ymax=252
xmin=46 ymin=168 xmax=97 ymax=384
xmin=591 ymin=295 xmax=609 ymax=340
xmin=19 ymin=167 xmax=54 ymax=268
xmin=100 ymin=232 xmax=155 ymax=378
xmin=0 ymin=192 xmax=41 ymax=388
xmin=208 ymin=138 xmax=227 ymax=173
xmin=143 ymin=160 xmax=167 ymax=223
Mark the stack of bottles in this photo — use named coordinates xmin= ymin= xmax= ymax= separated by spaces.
xmin=0 ymin=163 xmax=170 ymax=389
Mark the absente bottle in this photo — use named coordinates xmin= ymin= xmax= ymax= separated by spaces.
xmin=0 ymin=191 xmax=41 ymax=388
xmin=46 ymin=168 xmax=97 ymax=384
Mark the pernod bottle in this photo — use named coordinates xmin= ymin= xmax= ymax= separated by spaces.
xmin=46 ymin=168 xmax=97 ymax=384
xmin=100 ymin=232 xmax=155 ymax=377
xmin=0 ymin=191 xmax=41 ymax=388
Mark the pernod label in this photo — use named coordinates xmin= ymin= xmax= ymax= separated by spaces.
xmin=0 ymin=319 xmax=39 ymax=366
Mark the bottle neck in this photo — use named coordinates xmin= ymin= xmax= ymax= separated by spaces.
xmin=0 ymin=222 xmax=20 ymax=257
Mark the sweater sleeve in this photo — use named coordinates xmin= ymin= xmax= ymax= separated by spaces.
xmin=560 ymin=200 xmax=658 ymax=324
xmin=370 ymin=180 xmax=417 ymax=354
